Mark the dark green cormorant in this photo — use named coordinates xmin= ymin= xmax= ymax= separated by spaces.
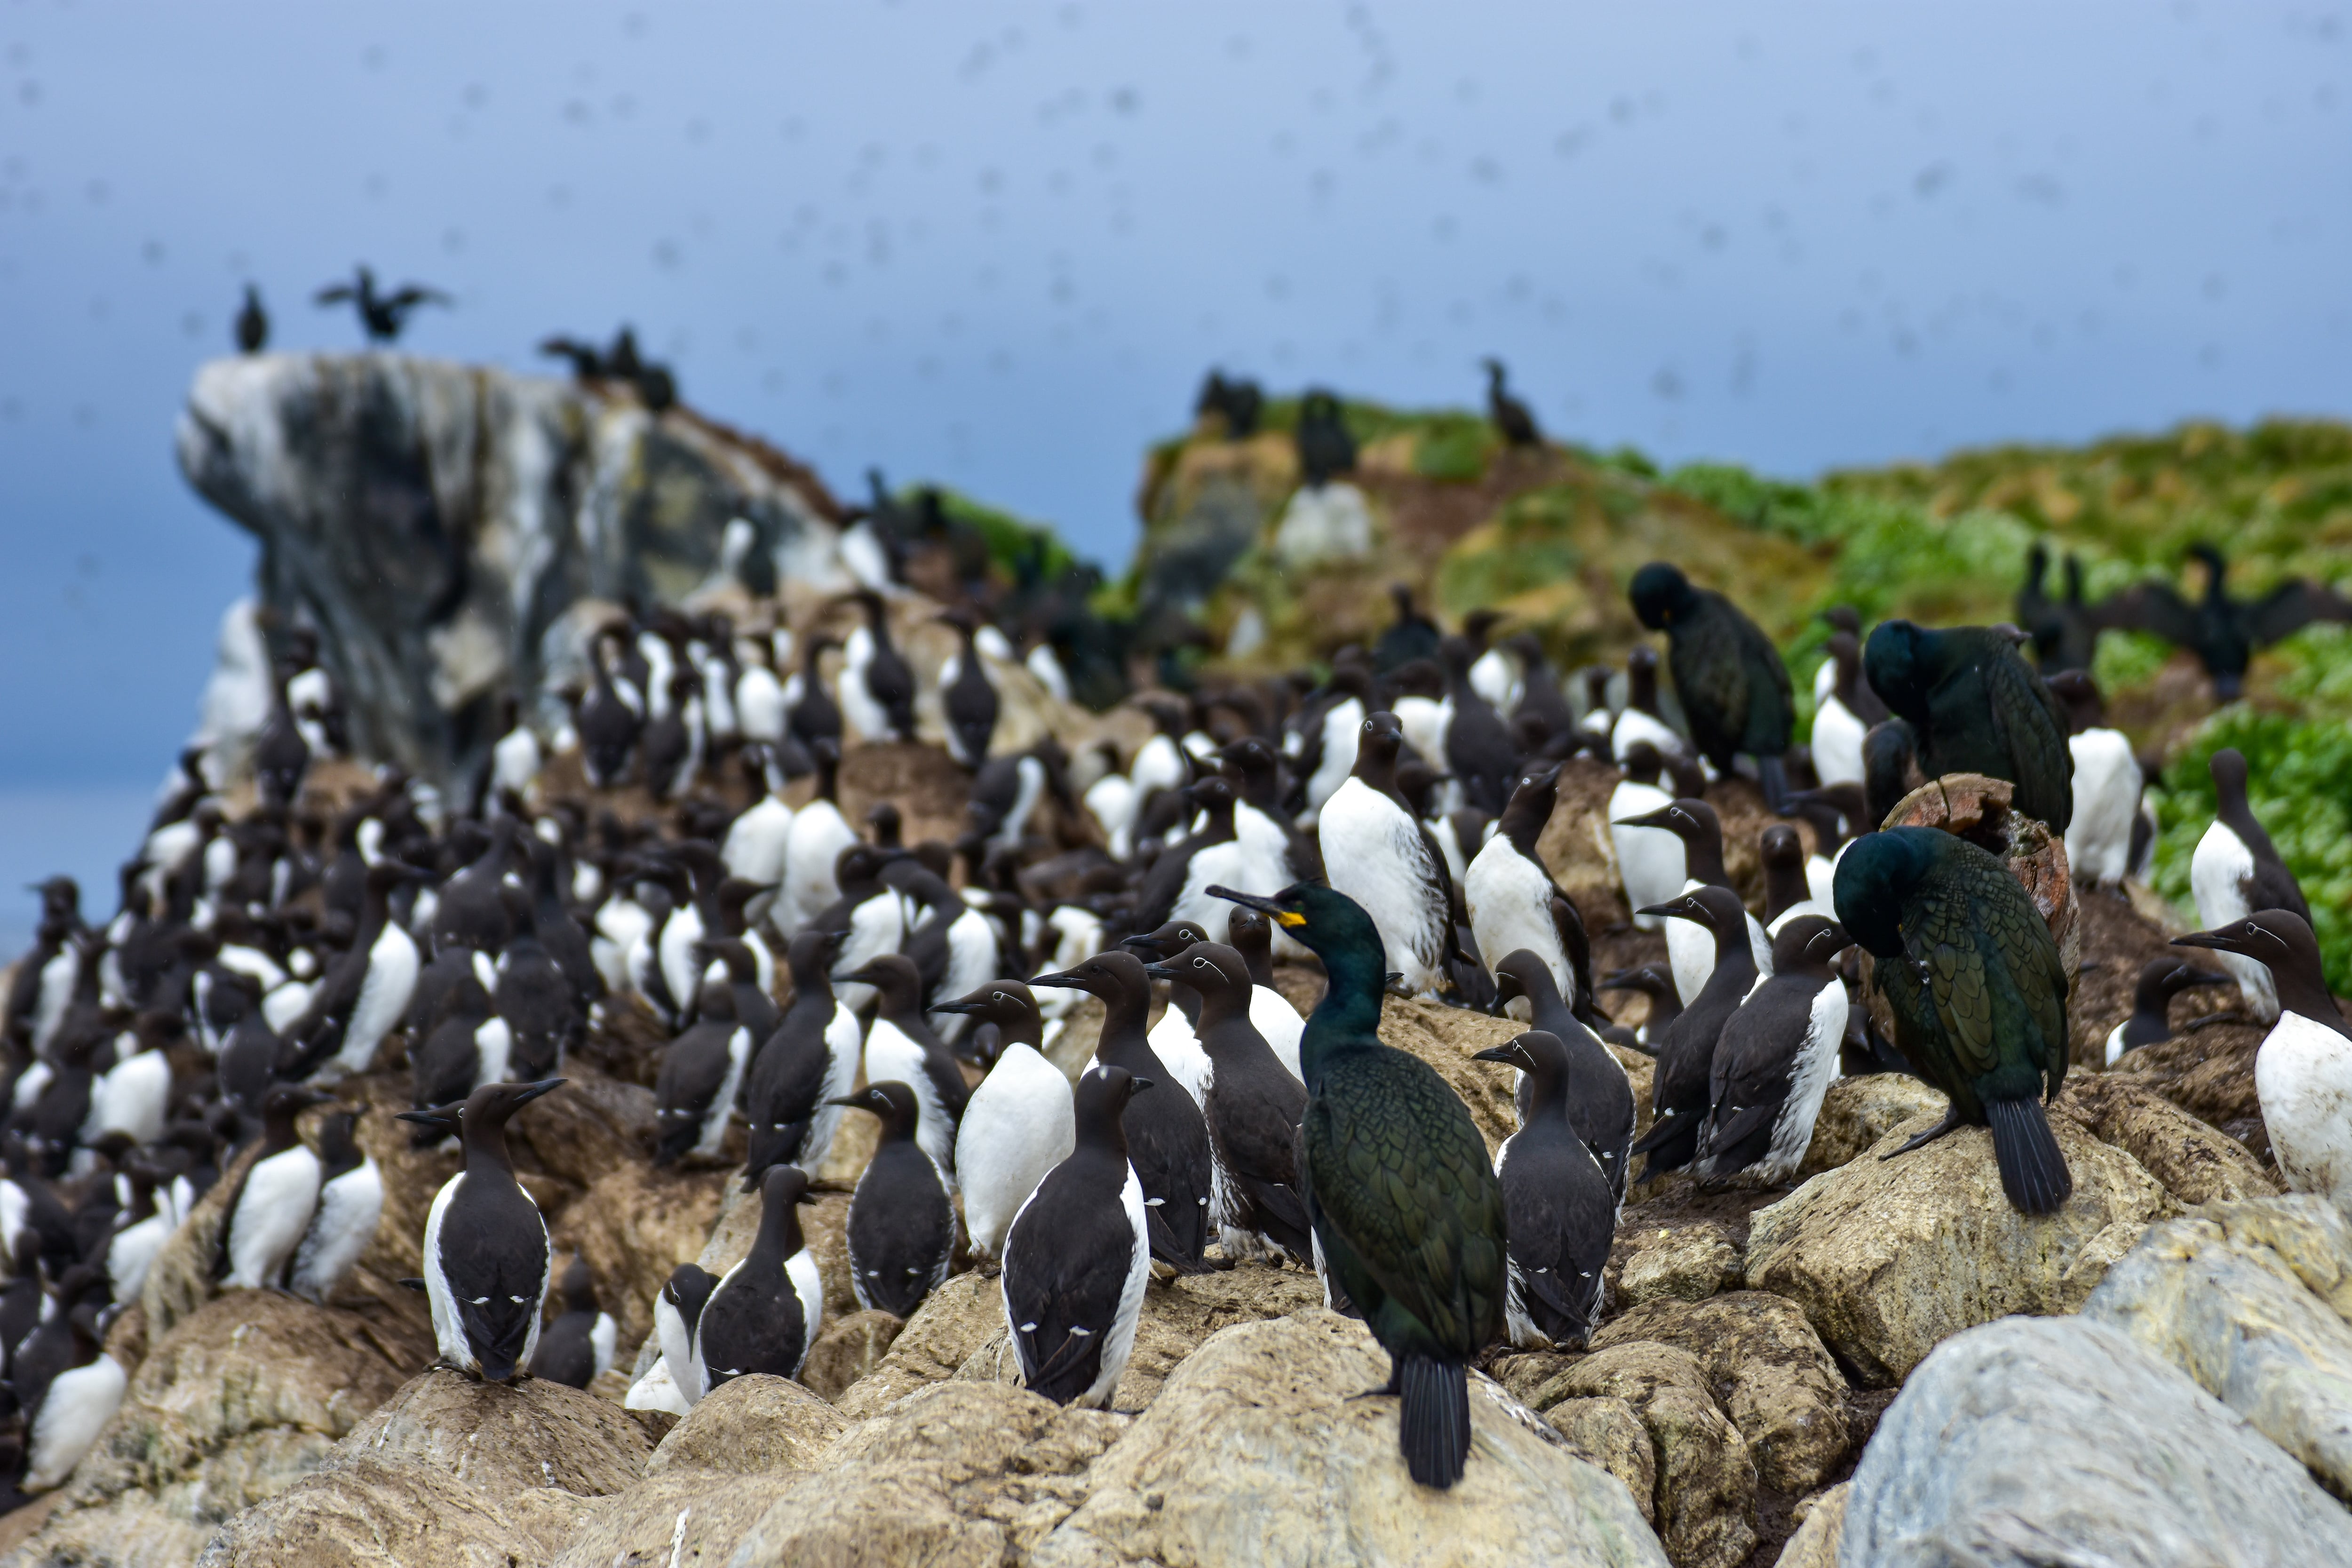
xmin=1627 ymin=563 xmax=1796 ymax=811
xmin=1481 ymin=358 xmax=1542 ymax=447
xmin=314 ymin=266 xmax=450 ymax=343
xmin=1295 ymin=389 xmax=1357 ymax=488
xmin=2101 ymin=543 xmax=2352 ymax=700
xmin=234 ymin=286 xmax=268 ymax=354
xmin=1862 ymin=621 xmax=2074 ymax=831
xmin=2016 ymin=544 xmax=2105 ymax=674
xmin=1210 ymin=881 xmax=1505 ymax=1490
xmin=1833 ymin=828 xmax=2073 ymax=1214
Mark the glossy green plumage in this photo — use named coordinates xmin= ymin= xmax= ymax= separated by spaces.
xmin=1866 ymin=623 xmax=2074 ymax=831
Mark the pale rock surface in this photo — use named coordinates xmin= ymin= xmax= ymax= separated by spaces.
xmin=1031 ymin=1311 xmax=1669 ymax=1568
xmin=642 ymin=1373 xmax=848 ymax=1476
xmin=1616 ymin=1223 xmax=1743 ymax=1308
xmin=1775 ymin=1481 xmax=1845 ymax=1568
xmin=1841 ymin=1315 xmax=2352 ymax=1567
xmin=1520 ymin=1340 xmax=1756 ymax=1568
xmin=2058 ymin=1075 xmax=2279 ymax=1206
xmin=1591 ymin=1292 xmax=1852 ymax=1494
xmin=1795 ymin=1075 xmax=1949 ymax=1178
xmin=1744 ymin=1106 xmax=2174 ymax=1385
xmin=2085 ymin=1194 xmax=2352 ymax=1496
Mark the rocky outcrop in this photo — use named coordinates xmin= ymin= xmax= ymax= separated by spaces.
xmin=1032 ymin=1312 xmax=1669 ymax=1568
xmin=1840 ymin=1316 xmax=2352 ymax=1566
xmin=2086 ymin=1196 xmax=2352 ymax=1496
xmin=175 ymin=353 xmax=841 ymax=782
xmin=1743 ymin=1107 xmax=2173 ymax=1386
xmin=192 ymin=1369 xmax=655 ymax=1567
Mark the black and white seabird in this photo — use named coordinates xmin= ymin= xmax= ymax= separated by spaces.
xmin=841 ymin=590 xmax=917 ymax=743
xmin=1031 ymin=950 xmax=1213 ymax=1272
xmin=1471 ymin=1030 xmax=1613 ymax=1349
xmin=404 ymin=1078 xmax=566 ymax=1382
xmin=288 ymin=1106 xmax=382 ymax=1302
xmin=578 ymin=630 xmax=644 ymax=789
xmin=839 ymin=954 xmax=971 ymax=1180
xmin=2174 ymin=911 xmax=2352 ymax=1213
xmin=1625 ymin=886 xmax=1761 ymax=1179
xmin=1490 ymin=950 xmax=1636 ymax=1198
xmin=408 ymin=977 xmax=514 ymax=1131
xmin=689 ymin=1163 xmax=824 ymax=1396
xmin=1319 ymin=712 xmax=1457 ymax=997
xmin=699 ymin=937 xmax=781 ymax=1043
xmin=494 ymin=923 xmax=580 ymax=1080
xmin=1808 ymin=631 xmax=1881 ymax=789
xmin=937 ymin=982 xmax=1075 ymax=1262
xmin=20 ymin=1304 xmax=123 ymax=1494
xmin=999 ymin=1065 xmax=1154 ymax=1409
xmin=628 ymin=1261 xmax=716 ymax=1414
xmin=1465 ymin=765 xmax=1591 ymax=1015
xmin=2191 ymin=747 xmax=2316 ymax=1026
xmin=835 ymin=1081 xmax=958 ymax=1316
xmin=1599 ymin=964 xmax=1681 ymax=1049
xmin=1612 ymin=798 xmax=1772 ymax=1003
xmin=1439 ymin=635 xmax=1520 ymax=817
xmin=2042 ymin=671 xmax=2141 ymax=890
xmin=653 ymin=980 xmax=752 ymax=1165
xmin=1693 ymin=916 xmax=1851 ymax=1186
xmin=775 ymin=739 xmax=856 ymax=939
xmin=939 ymin=608 xmax=1002 ymax=767
xmin=1143 ymin=942 xmax=1311 ymax=1263
xmin=219 ymin=1084 xmax=330 ymax=1289
xmin=740 ymin=930 xmax=863 ymax=1189
xmin=2105 ymin=956 xmax=2231 ymax=1066
xmin=528 ymin=1254 xmax=618 ymax=1389
xmin=1609 ymin=741 xmax=1681 ymax=931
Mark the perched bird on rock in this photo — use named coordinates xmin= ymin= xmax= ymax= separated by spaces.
xmin=2105 ymin=956 xmax=2230 ymax=1066
xmin=1835 ymin=829 xmax=2072 ymax=1214
xmin=836 ymin=1081 xmax=958 ymax=1316
xmin=1863 ymin=621 xmax=2074 ymax=831
xmin=1629 ymin=563 xmax=1796 ymax=810
xmin=403 ymin=1078 xmax=566 ymax=1382
xmin=1625 ymin=887 xmax=1761 ymax=1180
xmin=938 ymin=982 xmax=1074 ymax=1262
xmin=690 ymin=1164 xmax=824 ymax=1395
xmin=1213 ymin=882 xmax=1504 ymax=1490
xmin=529 ymin=1255 xmax=617 ymax=1389
xmin=1471 ymin=1030 xmax=1612 ymax=1349
xmin=1693 ymin=917 xmax=1851 ymax=1186
xmin=2191 ymin=748 xmax=2315 ymax=1027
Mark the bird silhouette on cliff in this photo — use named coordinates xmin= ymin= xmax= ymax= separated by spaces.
xmin=314 ymin=266 xmax=451 ymax=344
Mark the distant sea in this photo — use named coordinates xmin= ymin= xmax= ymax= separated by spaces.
xmin=0 ymin=785 xmax=159 ymax=957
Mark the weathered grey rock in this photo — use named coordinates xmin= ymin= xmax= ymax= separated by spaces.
xmin=549 ymin=1473 xmax=806 ymax=1568
xmin=833 ymin=1271 xmax=1009 ymax=1419
xmin=1796 ymin=1075 xmax=1948 ymax=1178
xmin=1778 ymin=1481 xmax=1845 ymax=1568
xmin=1616 ymin=1223 xmax=1742 ymax=1308
xmin=799 ymin=1307 xmax=906 ymax=1402
xmin=0 ymin=1291 xmax=429 ymax=1568
xmin=193 ymin=1368 xmax=653 ymax=1567
xmin=2059 ymin=1075 xmax=2279 ymax=1206
xmin=733 ymin=1380 xmax=1129 ymax=1565
xmin=1841 ymin=1315 xmax=2352 ymax=1567
xmin=2085 ymin=1195 xmax=2352 ymax=1496
xmin=644 ymin=1373 xmax=847 ymax=1477
xmin=175 ymin=353 xmax=841 ymax=784
xmin=1534 ymin=1340 xmax=1756 ymax=1568
xmin=1593 ymin=1292 xmax=1852 ymax=1494
xmin=1032 ymin=1311 xmax=1669 ymax=1568
xmin=1745 ymin=1107 xmax=2174 ymax=1385
xmin=1539 ymin=1398 xmax=1659 ymax=1526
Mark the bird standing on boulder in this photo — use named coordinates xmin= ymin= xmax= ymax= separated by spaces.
xmin=690 ymin=1163 xmax=824 ymax=1395
xmin=841 ymin=591 xmax=916 ymax=743
xmin=2191 ymin=748 xmax=2315 ymax=1026
xmin=1319 ymin=712 xmax=1458 ymax=998
xmin=1000 ymin=1066 xmax=1154 ymax=1409
xmin=1863 ymin=621 xmax=2074 ymax=832
xmin=288 ymin=1107 xmax=381 ymax=1303
xmin=2173 ymin=911 xmax=2352 ymax=1214
xmin=313 ymin=265 xmax=450 ymax=343
xmin=1625 ymin=887 xmax=1761 ymax=1180
xmin=1212 ymin=882 xmax=1505 ymax=1490
xmin=234 ymin=286 xmax=269 ymax=354
xmin=1693 ymin=917 xmax=1851 ymax=1186
xmin=2105 ymin=956 xmax=2230 ymax=1066
xmin=1466 ymin=765 xmax=1590 ymax=1017
xmin=219 ymin=1085 xmax=329 ymax=1289
xmin=938 ymin=982 xmax=1074 ymax=1262
xmin=1471 ymin=1030 xmax=1612 ymax=1349
xmin=1835 ymin=829 xmax=2072 ymax=1214
xmin=1482 ymin=358 xmax=1542 ymax=447
xmin=403 ymin=1078 xmax=566 ymax=1382
xmin=1629 ymin=563 xmax=1796 ymax=811
xmin=835 ymin=1081 xmax=958 ymax=1317
xmin=529 ymin=1256 xmax=618 ymax=1389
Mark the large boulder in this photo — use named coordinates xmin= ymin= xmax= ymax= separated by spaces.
xmin=175 ymin=352 xmax=842 ymax=785
xmin=1504 ymin=1339 xmax=1751 ymax=1568
xmin=1796 ymin=1075 xmax=1949 ymax=1178
xmin=1031 ymin=1311 xmax=1670 ymax=1568
xmin=194 ymin=1369 xmax=655 ymax=1567
xmin=1840 ymin=1315 xmax=2352 ymax=1566
xmin=642 ymin=1373 xmax=848 ymax=1476
xmin=1590 ymin=1292 xmax=1852 ymax=1495
xmin=2057 ymin=1075 xmax=2277 ymax=1206
xmin=2085 ymin=1195 xmax=2352 ymax=1496
xmin=0 ymin=1292 xmax=429 ymax=1568
xmin=1743 ymin=1107 xmax=2174 ymax=1385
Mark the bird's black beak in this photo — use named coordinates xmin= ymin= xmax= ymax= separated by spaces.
xmin=1614 ymin=807 xmax=1679 ymax=830
xmin=1140 ymin=963 xmax=1179 ymax=983
xmin=516 ymin=1078 xmax=567 ymax=1106
xmin=1470 ymin=1044 xmax=1523 ymax=1066
xmin=822 ymin=1095 xmax=865 ymax=1108
xmin=831 ymin=966 xmax=879 ymax=986
xmin=930 ymin=1000 xmax=980 ymax=1016
xmin=1637 ymin=901 xmax=1697 ymax=923
xmin=1130 ymin=1076 xmax=1155 ymax=1094
xmin=2176 ymin=965 xmax=2232 ymax=988
xmin=1119 ymin=934 xmax=1164 ymax=955
xmin=1029 ymin=970 xmax=1085 ymax=991
xmin=2172 ymin=929 xmax=2250 ymax=956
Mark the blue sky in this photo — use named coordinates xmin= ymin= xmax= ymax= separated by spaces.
xmin=0 ymin=1 xmax=2345 ymax=915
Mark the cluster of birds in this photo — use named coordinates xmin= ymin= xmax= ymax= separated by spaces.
xmin=2017 ymin=540 xmax=2352 ymax=700
xmin=8 ymin=463 xmax=2346 ymax=1500
xmin=1193 ymin=358 xmax=1544 ymax=488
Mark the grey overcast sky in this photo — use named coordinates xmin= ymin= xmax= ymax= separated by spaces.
xmin=0 ymin=0 xmax=2345 ymax=812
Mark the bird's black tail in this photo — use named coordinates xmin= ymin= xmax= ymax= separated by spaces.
xmin=1397 ymin=1353 xmax=1471 ymax=1490
xmin=1985 ymin=1097 xmax=2073 ymax=1215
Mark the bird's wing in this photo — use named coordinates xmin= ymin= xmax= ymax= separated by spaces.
xmin=313 ymin=286 xmax=354 ymax=305
xmin=1549 ymin=894 xmax=1596 ymax=1018
xmin=1304 ymin=1053 xmax=1506 ymax=1358
xmin=389 ymin=286 xmax=453 ymax=308
xmin=1670 ymin=613 xmax=1749 ymax=764
xmin=2093 ymin=581 xmax=2198 ymax=643
xmin=1982 ymin=651 xmax=2074 ymax=817
xmin=2245 ymin=579 xmax=2352 ymax=645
